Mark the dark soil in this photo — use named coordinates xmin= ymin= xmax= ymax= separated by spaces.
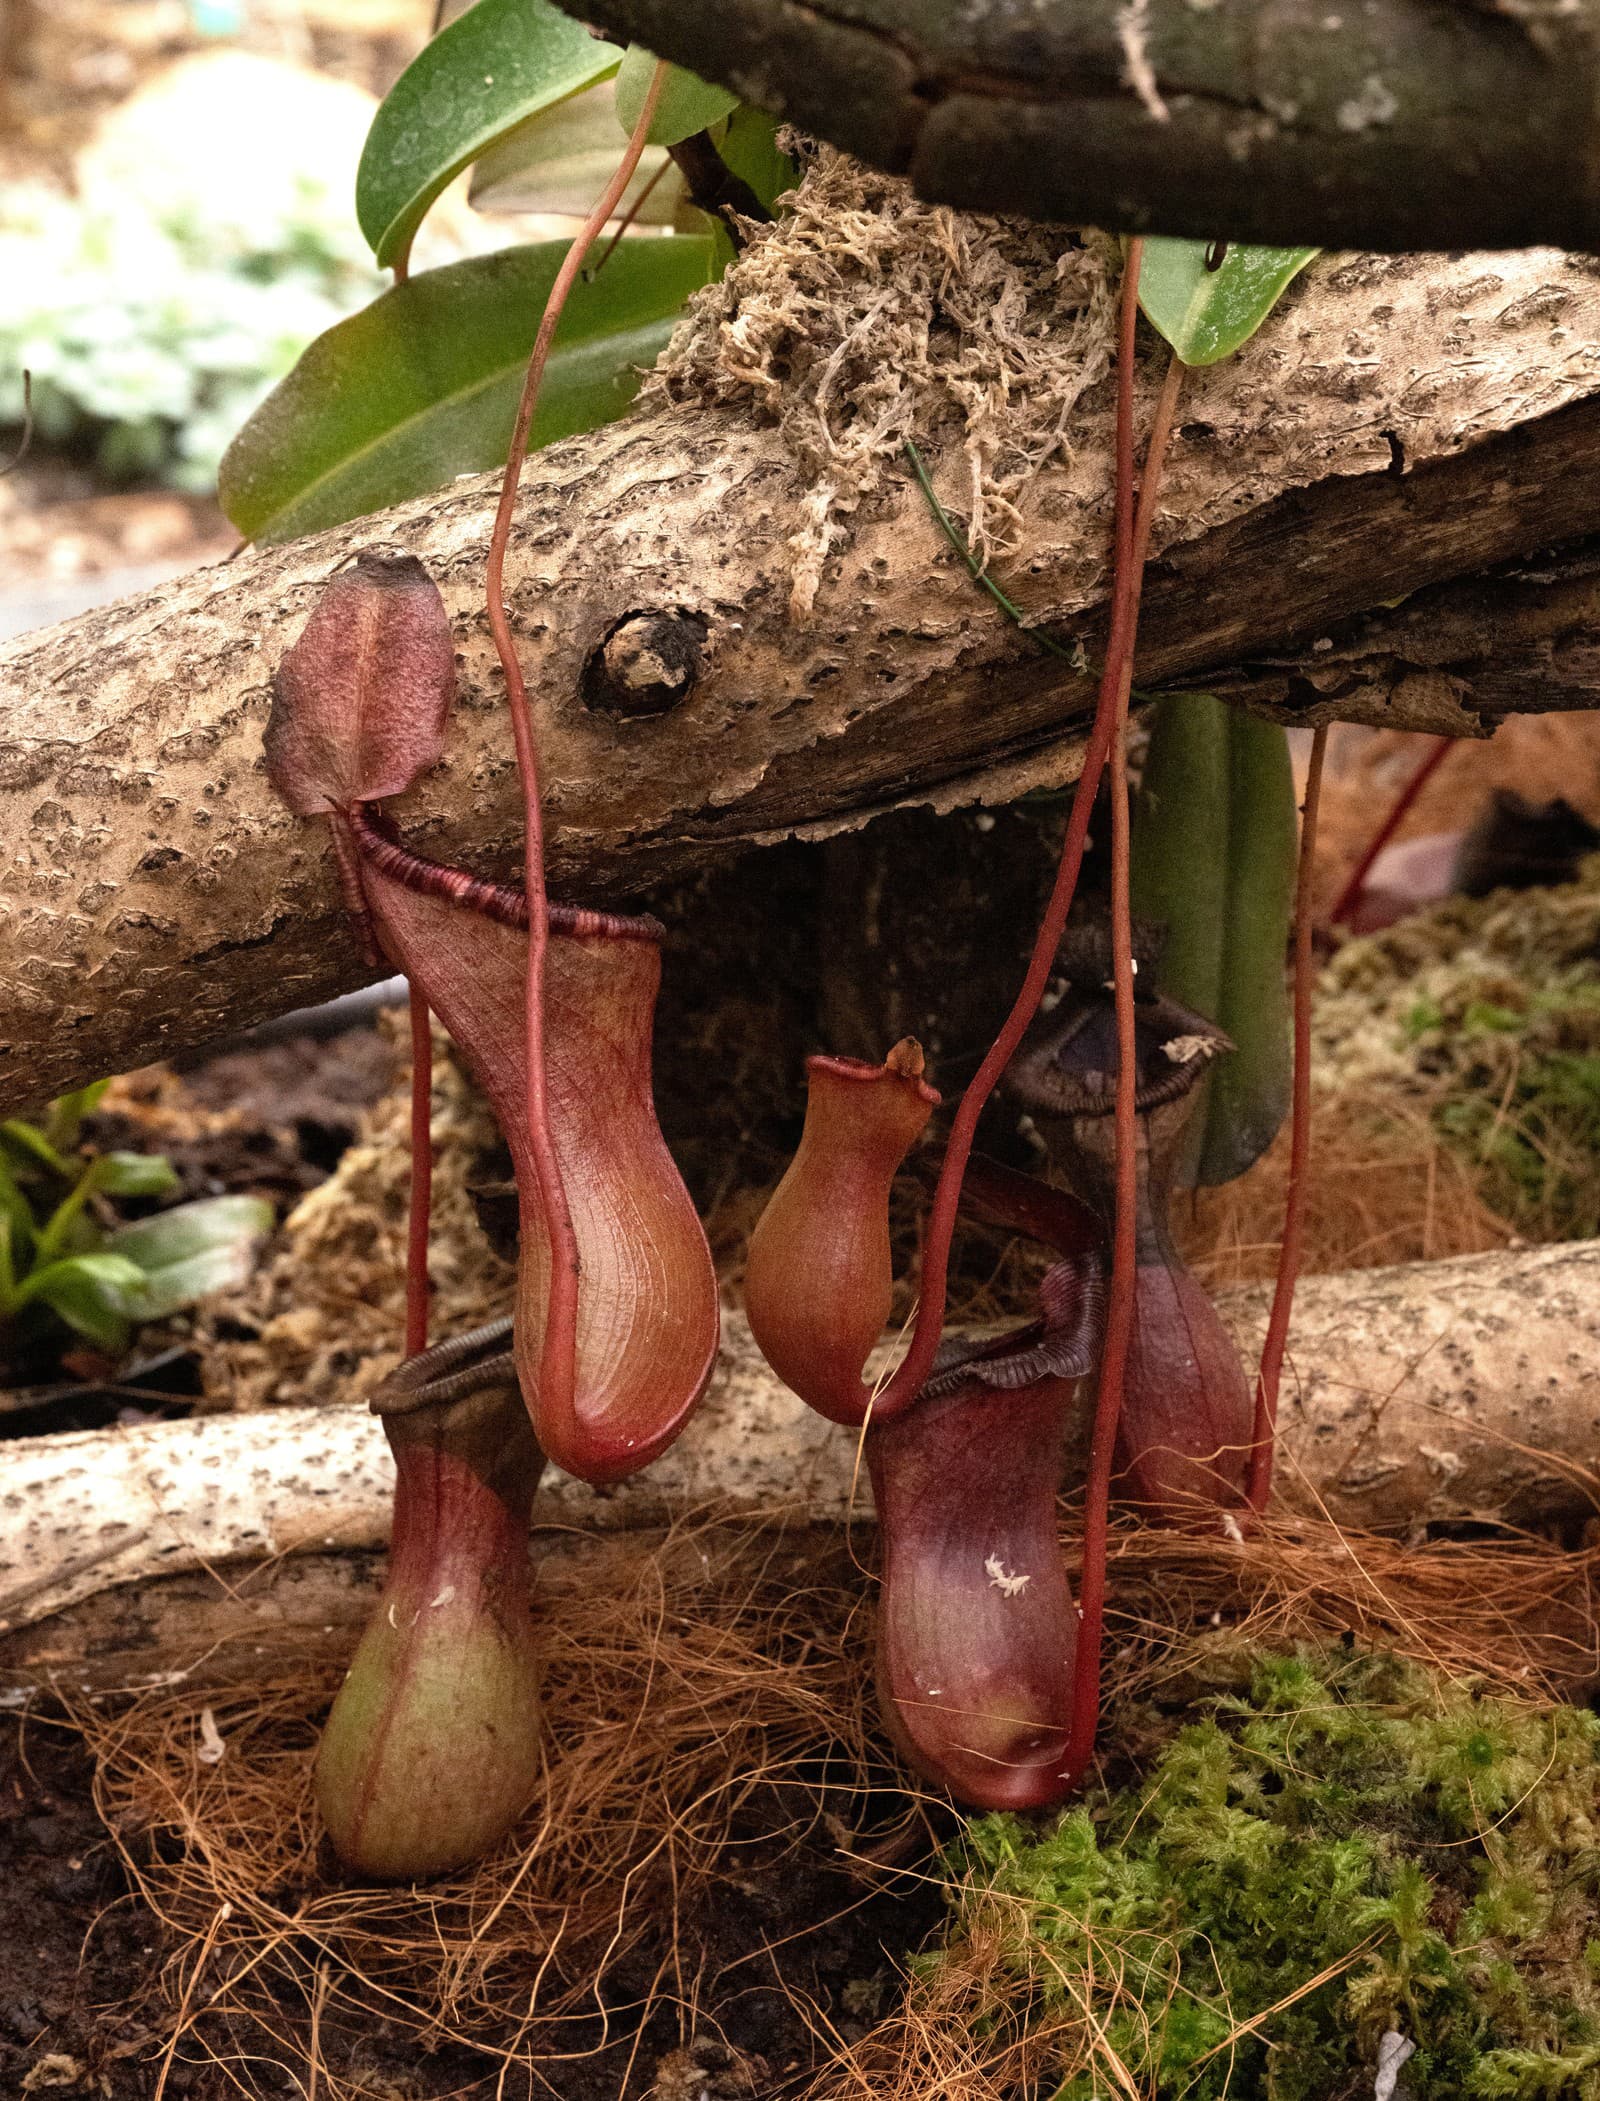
xmin=0 ymin=1714 xmax=943 ymax=2099
xmin=0 ymin=1715 xmax=165 ymax=2096
xmin=98 ymin=1026 xmax=399 ymax=1208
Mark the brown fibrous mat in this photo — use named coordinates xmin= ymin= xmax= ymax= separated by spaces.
xmin=193 ymin=1011 xmax=515 ymax=1416
xmin=76 ymin=1506 xmax=1600 ymax=2100
xmin=1174 ymin=1087 xmax=1516 ymax=1291
xmin=649 ymin=143 xmax=1119 ymax=612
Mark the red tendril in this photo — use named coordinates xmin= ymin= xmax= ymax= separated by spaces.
xmin=869 ymin=242 xmax=1152 ymax=1422
xmin=1327 ymin=732 xmax=1453 ymax=927
xmin=1058 ymin=348 xmax=1187 ymax=1790
xmin=479 ymin=61 xmax=669 ymax=1438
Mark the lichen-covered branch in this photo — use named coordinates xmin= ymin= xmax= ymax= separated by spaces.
xmin=5 ymin=1242 xmax=1600 ymax=1667
xmin=6 ymin=241 xmax=1600 ymax=1108
xmin=559 ymin=0 xmax=1600 ymax=252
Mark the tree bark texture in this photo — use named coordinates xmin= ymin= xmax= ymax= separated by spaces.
xmin=1194 ymin=538 xmax=1600 ymax=725
xmin=5 ymin=1243 xmax=1600 ymax=1665
xmin=6 ymin=244 xmax=1600 ymax=1109
xmin=559 ymin=0 xmax=1600 ymax=253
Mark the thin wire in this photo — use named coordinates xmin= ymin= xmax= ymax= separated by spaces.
xmin=904 ymin=439 xmax=1078 ymax=659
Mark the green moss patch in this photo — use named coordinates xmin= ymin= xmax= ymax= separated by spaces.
xmin=936 ymin=1651 xmax=1600 ymax=2097
xmin=1314 ymin=860 xmax=1600 ymax=1242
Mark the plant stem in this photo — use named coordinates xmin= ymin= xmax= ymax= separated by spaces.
xmin=1059 ymin=348 xmax=1186 ymax=1788
xmin=33 ymin=1164 xmax=97 ymax=1270
xmin=1248 ymin=722 xmax=1329 ymax=1510
xmin=406 ymin=984 xmax=433 ymax=1359
xmin=1327 ymin=732 xmax=1453 ymax=926
xmin=587 ymin=156 xmax=673 ymax=279
xmin=668 ymin=130 xmax=772 ymax=243
xmin=904 ymin=440 xmax=1078 ymax=660
xmin=482 ymin=62 xmax=668 ymax=1445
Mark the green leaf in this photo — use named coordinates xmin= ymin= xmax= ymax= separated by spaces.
xmin=109 ymin=1194 xmax=274 ymax=1319
xmin=1136 ymin=240 xmax=1318 ymax=366
xmin=468 ymin=79 xmax=685 ymax=222
xmin=356 ymin=0 xmax=622 ymax=270
xmin=31 ymin=1142 xmax=176 ymax=1266
xmin=615 ymin=45 xmax=739 ymax=147
xmin=44 ymin=1078 xmax=110 ymax=1154
xmin=1 ymin=1119 xmax=73 ymax=1180
xmin=716 ymin=106 xmax=798 ymax=216
xmin=83 ymin=1151 xmax=182 ymax=1199
xmin=1130 ymin=696 xmax=1298 ymax=1187
xmin=20 ymin=1252 xmax=150 ymax=1351
xmin=219 ymin=236 xmax=713 ymax=543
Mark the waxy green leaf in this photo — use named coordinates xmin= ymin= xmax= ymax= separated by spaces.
xmin=356 ymin=0 xmax=622 ymax=270
xmin=110 ymin=1194 xmax=275 ymax=1320
xmin=1137 ymin=240 xmax=1318 ymax=366
xmin=614 ymin=44 xmax=739 ymax=146
xmin=468 ymin=78 xmax=685 ymax=222
xmin=470 ymin=90 xmax=794 ymax=227
xmin=716 ymin=106 xmax=798 ymax=215
xmin=219 ymin=236 xmax=714 ymax=543
xmin=1130 ymin=696 xmax=1298 ymax=1187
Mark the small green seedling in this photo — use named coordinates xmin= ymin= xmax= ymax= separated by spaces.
xmin=0 ymin=1089 xmax=271 ymax=1356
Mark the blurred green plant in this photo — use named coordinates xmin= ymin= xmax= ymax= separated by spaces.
xmin=0 ymin=1081 xmax=272 ymax=1357
xmin=0 ymin=173 xmax=382 ymax=488
xmin=1422 ymin=978 xmax=1600 ymax=1241
xmin=1317 ymin=867 xmax=1600 ymax=1243
xmin=938 ymin=1649 xmax=1600 ymax=2099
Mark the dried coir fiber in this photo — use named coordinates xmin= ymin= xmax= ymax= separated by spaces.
xmin=74 ymin=1508 xmax=1600 ymax=2097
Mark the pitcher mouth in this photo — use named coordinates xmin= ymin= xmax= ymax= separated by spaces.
xmin=1008 ymin=988 xmax=1233 ymax=1119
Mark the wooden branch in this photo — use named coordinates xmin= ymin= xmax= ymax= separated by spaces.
xmin=7 ymin=243 xmax=1600 ymax=1108
xmin=5 ymin=1243 xmax=1600 ymax=1690
xmin=557 ymin=0 xmax=1600 ymax=253
xmin=1189 ymin=539 xmax=1600 ymax=725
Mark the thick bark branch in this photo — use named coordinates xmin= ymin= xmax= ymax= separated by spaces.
xmin=5 ymin=1243 xmax=1600 ymax=1689
xmin=1184 ymin=538 xmax=1600 ymax=725
xmin=6 ymin=242 xmax=1600 ymax=1108
xmin=559 ymin=0 xmax=1600 ymax=252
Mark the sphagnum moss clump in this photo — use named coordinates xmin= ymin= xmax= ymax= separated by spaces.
xmin=935 ymin=1650 xmax=1600 ymax=2098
